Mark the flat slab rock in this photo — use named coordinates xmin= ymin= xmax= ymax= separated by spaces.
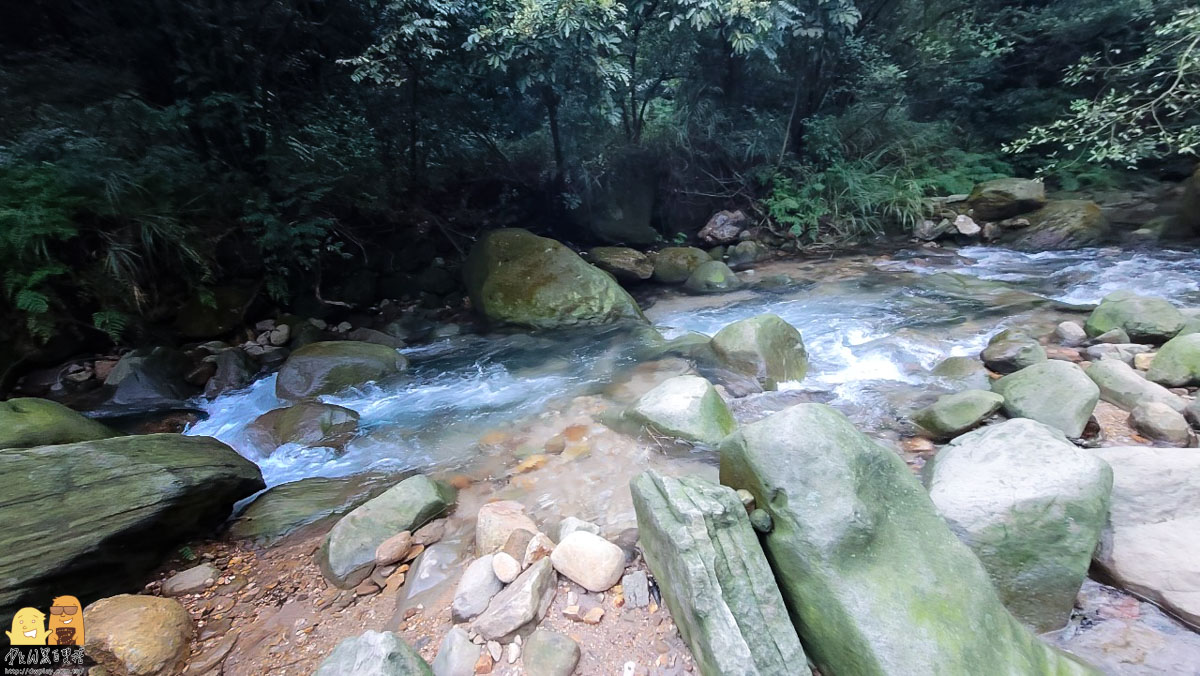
xmin=630 ymin=470 xmax=808 ymax=676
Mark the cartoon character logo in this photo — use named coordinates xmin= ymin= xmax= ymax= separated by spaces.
xmin=6 ymin=607 xmax=47 ymax=645
xmin=46 ymin=596 xmax=84 ymax=645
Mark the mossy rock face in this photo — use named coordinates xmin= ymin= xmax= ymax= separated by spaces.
xmin=652 ymin=247 xmax=712 ymax=284
xmin=588 ymin=247 xmax=654 ymax=282
xmin=911 ymin=389 xmax=1004 ymax=440
xmin=925 ymin=419 xmax=1112 ymax=633
xmin=626 ymin=375 xmax=736 ymax=445
xmin=967 ymin=178 xmax=1047 ymax=220
xmin=0 ymin=434 xmax=264 ymax=620
xmin=991 ymin=361 xmax=1099 ymax=438
xmin=246 ymin=401 xmax=360 ymax=454
xmin=175 ymin=284 xmax=257 ymax=339
xmin=719 ymin=404 xmax=1100 ymax=676
xmin=0 ymin=398 xmax=117 ymax=449
xmin=683 ymin=261 xmax=742 ymax=295
xmin=999 ymin=200 xmax=1110 ymax=251
xmin=710 ymin=314 xmax=807 ymax=390
xmin=1146 ymin=333 xmax=1200 ymax=387
xmin=275 ymin=341 xmax=408 ymax=402
xmin=227 ymin=474 xmax=393 ymax=545
xmin=465 ymin=229 xmax=646 ymax=329
xmin=1084 ymin=292 xmax=1184 ymax=343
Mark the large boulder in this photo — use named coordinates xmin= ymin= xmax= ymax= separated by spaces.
xmin=979 ymin=329 xmax=1047 ymax=374
xmin=910 ymin=389 xmax=1004 ymax=440
xmin=991 ymin=361 xmax=1099 ymax=438
xmin=465 ymin=229 xmax=646 ymax=329
xmin=626 ymin=375 xmax=735 ymax=445
xmin=683 ymin=261 xmax=742 ymax=294
xmin=1085 ymin=292 xmax=1185 ymax=343
xmin=925 ymin=419 xmax=1112 ymax=632
xmin=719 ymin=404 xmax=1097 ymax=675
xmin=246 ymin=402 xmax=360 ymax=454
xmin=697 ymin=210 xmax=748 ymax=245
xmin=710 ymin=314 xmax=807 ymax=390
xmin=318 ymin=475 xmax=455 ymax=588
xmin=999 ymin=200 xmax=1110 ymax=251
xmin=1085 ymin=358 xmax=1187 ymax=412
xmin=226 ymin=474 xmax=392 ymax=544
xmin=0 ymin=434 xmax=263 ymax=619
xmin=651 ymin=247 xmax=711 ymax=284
xmin=1092 ymin=447 xmax=1200 ymax=630
xmin=1146 ymin=332 xmax=1200 ymax=387
xmin=83 ymin=595 xmax=194 ymax=676
xmin=275 ymin=341 xmax=408 ymax=402
xmin=315 ymin=630 xmax=432 ymax=676
xmin=630 ymin=471 xmax=809 ymax=675
xmin=0 ymin=397 xmax=117 ymax=449
xmin=967 ymin=178 xmax=1047 ymax=220
xmin=587 ymin=247 xmax=654 ymax=282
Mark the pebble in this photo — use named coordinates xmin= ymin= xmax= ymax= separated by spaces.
xmin=735 ymin=489 xmax=755 ymax=511
xmin=487 ymin=640 xmax=502 ymax=662
xmin=506 ymin=642 xmax=520 ymax=664
xmin=622 ymin=571 xmax=650 ymax=608
xmin=375 ymin=531 xmax=414 ymax=566
xmin=492 ymin=552 xmax=521 ymax=583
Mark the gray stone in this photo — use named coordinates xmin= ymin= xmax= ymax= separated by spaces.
xmin=550 ymin=531 xmax=625 ymax=592
xmin=471 ymin=558 xmax=557 ymax=641
xmin=431 ymin=627 xmax=479 ymax=676
xmin=980 ymin=329 xmax=1047 ymax=374
xmin=719 ymin=404 xmax=1097 ymax=676
xmin=710 ymin=314 xmax=807 ymax=390
xmin=749 ymin=509 xmax=772 ymax=533
xmin=555 ymin=516 xmax=600 ymax=542
xmin=725 ymin=240 xmax=770 ymax=270
xmin=0 ymin=397 xmax=116 ymax=449
xmin=0 ymin=435 xmax=263 ymax=621
xmin=522 ymin=630 xmax=581 ymax=676
xmin=630 ymin=471 xmax=809 ymax=676
xmin=1092 ymin=447 xmax=1200 ymax=630
xmin=1187 ymin=398 xmax=1200 ymax=429
xmin=318 ymin=475 xmax=455 ymax=588
xmin=626 ymin=375 xmax=735 ymax=445
xmin=1085 ymin=359 xmax=1187 ymax=413
xmin=925 ymin=419 xmax=1112 ymax=632
xmin=275 ymin=341 xmax=408 ymax=402
xmin=683 ymin=261 xmax=742 ymax=294
xmin=475 ymin=501 xmax=538 ymax=554
xmin=1055 ymin=321 xmax=1087 ymax=347
xmin=999 ymin=200 xmax=1109 ymax=251
xmin=910 ymin=389 xmax=1004 ymax=440
xmin=1085 ymin=292 xmax=1185 ymax=343
xmin=992 ymin=360 xmax=1099 ymax=437
xmin=105 ymin=347 xmax=195 ymax=406
xmin=1083 ymin=343 xmax=1151 ymax=365
xmin=452 ymin=555 xmax=504 ymax=622
xmin=315 ymin=630 xmax=432 ymax=675
xmin=204 ymin=348 xmax=257 ymax=398
xmin=1146 ymin=333 xmax=1200 ymax=387
xmin=622 ymin=570 xmax=649 ymax=608
xmin=161 ymin=563 xmax=220 ymax=597
xmin=931 ymin=356 xmax=991 ymax=389
xmin=1088 ymin=328 xmax=1131 ymax=345
xmin=1128 ymin=402 xmax=1194 ymax=447
xmin=226 ymin=474 xmax=391 ymax=545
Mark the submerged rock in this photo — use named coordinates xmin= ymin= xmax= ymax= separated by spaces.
xmin=84 ymin=595 xmax=193 ymax=676
xmin=910 ymin=389 xmax=1004 ymax=440
xmin=1092 ymin=447 xmax=1200 ymax=630
xmin=991 ymin=360 xmax=1099 ymax=438
xmin=275 ymin=341 xmax=408 ymax=402
xmin=652 ymin=247 xmax=712 ymax=283
xmin=683 ymin=260 xmax=742 ymax=294
xmin=630 ymin=471 xmax=808 ymax=676
xmin=246 ymin=401 xmax=360 ymax=454
xmin=315 ymin=630 xmax=432 ymax=676
xmin=0 ymin=434 xmax=263 ymax=619
xmin=980 ymin=329 xmax=1046 ymax=374
xmin=626 ymin=375 xmax=735 ymax=445
xmin=925 ymin=419 xmax=1112 ymax=632
xmin=588 ymin=246 xmax=654 ymax=282
xmin=1085 ymin=359 xmax=1187 ymax=412
xmin=1085 ymin=292 xmax=1185 ymax=344
xmin=710 ymin=314 xmax=807 ymax=390
xmin=719 ymin=404 xmax=1097 ymax=675
xmin=0 ymin=397 xmax=116 ymax=449
xmin=466 ymin=229 xmax=646 ymax=329
xmin=318 ymin=475 xmax=455 ymax=588
xmin=931 ymin=356 xmax=991 ymax=389
xmin=1146 ymin=332 xmax=1200 ymax=387
xmin=967 ymin=178 xmax=1047 ymax=220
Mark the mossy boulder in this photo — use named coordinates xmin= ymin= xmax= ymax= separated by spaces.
xmin=967 ymin=178 xmax=1047 ymax=220
xmin=719 ymin=404 xmax=1097 ymax=675
xmin=626 ymin=375 xmax=735 ymax=445
xmin=246 ymin=401 xmax=360 ymax=454
xmin=979 ymin=329 xmax=1046 ymax=374
xmin=0 ymin=434 xmax=263 ymax=620
xmin=910 ymin=389 xmax=1004 ymax=440
xmin=0 ymin=398 xmax=117 ymax=449
xmin=275 ymin=341 xmax=408 ymax=402
xmin=925 ymin=419 xmax=1112 ymax=632
xmin=1146 ymin=333 xmax=1200 ymax=387
xmin=228 ymin=474 xmax=393 ymax=545
xmin=710 ymin=314 xmax=807 ymax=390
xmin=652 ymin=247 xmax=712 ymax=283
xmin=992 ymin=361 xmax=1099 ymax=438
xmin=999 ymin=200 xmax=1110 ymax=251
xmin=588 ymin=247 xmax=654 ymax=282
xmin=725 ymin=240 xmax=770 ymax=270
xmin=465 ymin=229 xmax=646 ymax=329
xmin=1084 ymin=292 xmax=1184 ymax=343
xmin=683 ymin=261 xmax=742 ymax=294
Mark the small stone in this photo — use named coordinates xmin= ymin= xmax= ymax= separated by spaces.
xmin=555 ymin=517 xmax=600 ymax=541
xmin=476 ymin=501 xmax=538 ymax=554
xmin=487 ymin=641 xmax=502 ymax=662
xmin=622 ymin=571 xmax=650 ymax=608
xmin=506 ymin=642 xmax=520 ymax=664
xmin=749 ymin=509 xmax=773 ymax=533
xmin=1134 ymin=352 xmax=1156 ymax=370
xmin=900 ymin=437 xmax=936 ymax=453
xmin=522 ymin=532 xmax=555 ymax=569
xmin=1130 ymin=401 xmax=1194 ymax=447
xmin=543 ymin=435 xmax=566 ymax=454
xmin=501 ymin=529 xmax=536 ymax=563
xmin=515 ymin=454 xmax=548 ymax=473
xmin=453 ymin=555 xmax=504 ymax=622
xmin=413 ymin=518 xmax=447 ymax=545
xmin=492 ymin=552 xmax=521 ymax=583
xmin=735 ymin=489 xmax=755 ymax=511
xmin=83 ymin=595 xmax=193 ymax=676
xmin=354 ymin=580 xmax=380 ymax=596
xmin=432 ymin=626 xmax=480 ymax=676
xmin=375 ymin=531 xmax=414 ymax=566
xmin=549 ymin=531 xmax=625 ymax=592
xmin=161 ymin=563 xmax=220 ymax=597
xmin=474 ymin=652 xmax=494 ymax=674
xmin=523 ymin=629 xmax=581 ymax=676
xmin=1055 ymin=321 xmax=1087 ymax=347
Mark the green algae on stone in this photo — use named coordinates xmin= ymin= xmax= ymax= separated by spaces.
xmin=1146 ymin=332 xmax=1200 ymax=387
xmin=0 ymin=397 xmax=117 ymax=449
xmin=1084 ymin=292 xmax=1185 ymax=343
xmin=911 ymin=389 xmax=1004 ymax=440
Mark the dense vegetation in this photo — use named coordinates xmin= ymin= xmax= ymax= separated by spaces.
xmin=2 ymin=0 xmax=1197 ymax=358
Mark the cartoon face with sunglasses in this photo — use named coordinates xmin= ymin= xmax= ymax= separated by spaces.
xmin=47 ymin=596 xmax=84 ymax=645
